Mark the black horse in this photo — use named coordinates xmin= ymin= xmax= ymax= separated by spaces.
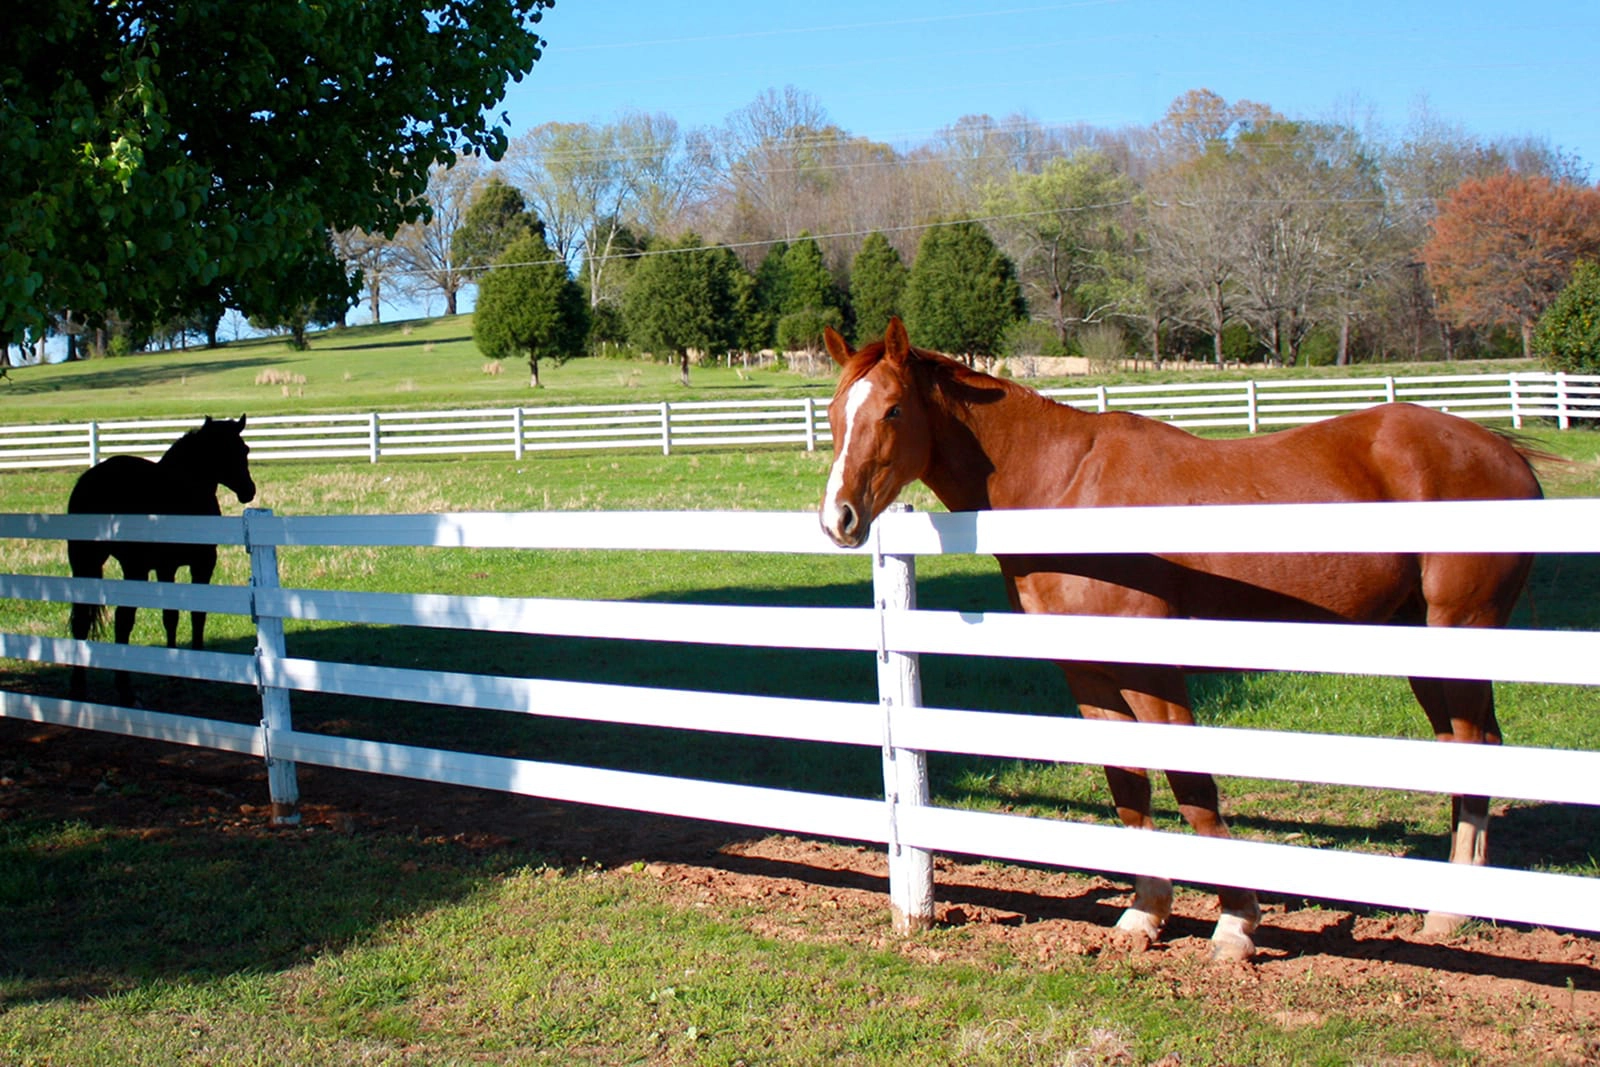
xmin=67 ymin=415 xmax=256 ymax=703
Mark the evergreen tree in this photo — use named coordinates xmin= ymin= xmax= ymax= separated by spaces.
xmin=903 ymin=221 xmax=1026 ymax=360
xmin=473 ymin=233 xmax=589 ymax=388
xmin=453 ymin=177 xmax=540 ymax=280
xmin=849 ymin=232 xmax=907 ymax=344
xmin=749 ymin=242 xmax=790 ymax=350
xmin=624 ymin=234 xmax=745 ymax=386
xmin=780 ymin=234 xmax=838 ymax=316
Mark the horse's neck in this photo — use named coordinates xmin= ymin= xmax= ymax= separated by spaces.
xmin=158 ymin=440 xmax=219 ymax=494
xmin=923 ymin=378 xmax=1095 ymax=512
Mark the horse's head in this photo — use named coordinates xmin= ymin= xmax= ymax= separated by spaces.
xmin=819 ymin=318 xmax=932 ymax=548
xmin=199 ymin=414 xmax=256 ymax=504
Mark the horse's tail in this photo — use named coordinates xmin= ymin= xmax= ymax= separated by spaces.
xmin=1486 ymin=427 xmax=1573 ymax=487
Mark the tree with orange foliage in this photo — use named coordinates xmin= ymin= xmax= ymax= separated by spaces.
xmin=1421 ymin=173 xmax=1600 ymax=357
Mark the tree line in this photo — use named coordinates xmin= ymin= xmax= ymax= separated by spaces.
xmin=347 ymin=87 xmax=1600 ymax=380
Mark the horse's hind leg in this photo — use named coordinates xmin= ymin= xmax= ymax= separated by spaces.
xmin=66 ymin=541 xmax=106 ymax=700
xmin=1409 ymin=675 xmax=1500 ymax=936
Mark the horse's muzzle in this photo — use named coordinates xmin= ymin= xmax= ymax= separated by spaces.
xmin=235 ymin=480 xmax=257 ymax=505
xmin=821 ymin=500 xmax=868 ymax=549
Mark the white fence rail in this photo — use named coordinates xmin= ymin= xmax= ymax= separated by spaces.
xmin=4 ymin=371 xmax=1598 ymax=470
xmin=2 ymin=503 xmax=1599 ymax=937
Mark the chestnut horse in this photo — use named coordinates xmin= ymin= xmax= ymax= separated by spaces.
xmin=819 ymin=319 xmax=1543 ymax=960
xmin=68 ymin=415 xmax=256 ymax=705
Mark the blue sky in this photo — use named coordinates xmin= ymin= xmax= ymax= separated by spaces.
xmin=499 ymin=0 xmax=1600 ymax=169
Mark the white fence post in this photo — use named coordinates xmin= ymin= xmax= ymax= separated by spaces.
xmin=1511 ymin=376 xmax=1524 ymax=429
xmin=1557 ymin=372 xmax=1571 ymax=431
xmin=660 ymin=402 xmax=672 ymax=456
xmin=1384 ymin=377 xmax=1396 ymax=405
xmin=368 ymin=412 xmax=381 ymax=464
xmin=874 ymin=503 xmax=934 ymax=933
xmin=804 ymin=398 xmax=817 ymax=452
xmin=1095 ymin=384 xmax=1109 ymax=414
xmin=513 ymin=407 xmax=526 ymax=460
xmin=1245 ymin=380 xmax=1259 ymax=434
xmin=244 ymin=508 xmax=300 ymax=826
xmin=87 ymin=421 xmax=100 ymax=466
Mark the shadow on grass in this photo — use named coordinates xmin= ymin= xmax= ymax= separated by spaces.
xmin=1 ymin=356 xmax=284 ymax=397
xmin=0 ymin=812 xmax=538 ymax=1007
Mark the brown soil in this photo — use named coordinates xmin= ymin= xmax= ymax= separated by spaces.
xmin=4 ymin=719 xmax=1598 ymax=1063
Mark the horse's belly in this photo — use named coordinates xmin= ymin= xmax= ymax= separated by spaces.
xmin=1005 ymin=551 xmax=1418 ymax=624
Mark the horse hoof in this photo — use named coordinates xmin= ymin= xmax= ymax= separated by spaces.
xmin=1208 ymin=910 xmax=1258 ymax=962
xmin=1113 ymin=907 xmax=1165 ymax=943
xmin=1209 ymin=933 xmax=1256 ymax=963
xmin=1421 ymin=911 xmax=1466 ymax=939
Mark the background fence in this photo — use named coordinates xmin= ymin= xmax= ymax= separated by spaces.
xmin=4 ymin=371 xmax=1598 ymax=470
xmin=2 ymin=502 xmax=1599 ymax=936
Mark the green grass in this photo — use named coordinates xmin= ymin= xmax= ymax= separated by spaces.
xmin=2 ymin=316 xmax=1597 ymax=1064
xmin=0 ymin=316 xmax=843 ymax=424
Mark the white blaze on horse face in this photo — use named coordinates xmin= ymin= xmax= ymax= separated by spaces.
xmin=822 ymin=378 xmax=875 ymax=543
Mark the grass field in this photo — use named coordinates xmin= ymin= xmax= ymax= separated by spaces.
xmin=2 ymin=318 xmax=1599 ymax=1064
xmin=0 ymin=312 xmax=1549 ymax=425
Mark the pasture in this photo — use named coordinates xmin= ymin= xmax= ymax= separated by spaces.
xmin=3 ymin=335 xmax=1600 ymax=1063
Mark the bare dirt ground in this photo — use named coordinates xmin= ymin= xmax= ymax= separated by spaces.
xmin=4 ymin=719 xmax=1599 ymax=1064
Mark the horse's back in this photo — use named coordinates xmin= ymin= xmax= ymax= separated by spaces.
xmin=69 ymin=455 xmax=223 ymax=516
xmin=1068 ymin=403 xmax=1541 ymax=509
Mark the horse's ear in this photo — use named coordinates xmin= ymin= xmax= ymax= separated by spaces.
xmin=883 ymin=317 xmax=911 ymax=367
xmin=203 ymin=416 xmax=214 ymax=425
xmin=237 ymin=413 xmax=247 ymax=430
xmin=822 ymin=326 xmax=852 ymax=367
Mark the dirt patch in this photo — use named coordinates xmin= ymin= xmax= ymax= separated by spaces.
xmin=4 ymin=719 xmax=1599 ymax=1062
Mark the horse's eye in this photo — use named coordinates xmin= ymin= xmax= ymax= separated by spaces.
xmin=886 ymin=405 xmax=902 ymax=420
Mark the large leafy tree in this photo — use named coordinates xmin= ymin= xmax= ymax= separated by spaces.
xmin=903 ymin=221 xmax=1025 ymax=361
xmin=1421 ymin=173 xmax=1600 ymax=357
xmin=472 ymin=233 xmax=588 ymax=388
xmin=983 ymin=149 xmax=1136 ymax=345
xmin=624 ymin=234 xmax=744 ymax=386
xmin=2 ymin=0 xmax=550 ymax=352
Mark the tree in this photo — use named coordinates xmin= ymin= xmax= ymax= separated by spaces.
xmin=983 ymin=149 xmax=1136 ymax=344
xmin=778 ymin=234 xmax=841 ymax=325
xmin=472 ymin=234 xmax=589 ymax=388
xmin=849 ymin=233 xmax=908 ymax=344
xmin=389 ymin=157 xmax=481 ymax=316
xmin=332 ymin=227 xmax=400 ymax=326
xmin=244 ymin=238 xmax=353 ymax=350
xmin=2 ymin=0 xmax=550 ymax=352
xmin=902 ymin=221 xmax=1026 ymax=361
xmin=624 ymin=235 xmax=744 ymax=386
xmin=1533 ymin=261 xmax=1600 ymax=372
xmin=453 ymin=177 xmax=540 ymax=281
xmin=1421 ymin=173 xmax=1600 ymax=357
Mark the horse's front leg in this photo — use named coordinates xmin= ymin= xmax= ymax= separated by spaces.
xmin=156 ymin=565 xmax=181 ymax=649
xmin=1410 ymin=675 xmax=1499 ymax=937
xmin=1069 ymin=665 xmax=1260 ymax=961
xmin=187 ymin=548 xmax=217 ymax=651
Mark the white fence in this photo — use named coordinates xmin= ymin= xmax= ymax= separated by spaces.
xmin=2 ymin=503 xmax=1599 ymax=936
xmin=3 ymin=371 xmax=1598 ymax=470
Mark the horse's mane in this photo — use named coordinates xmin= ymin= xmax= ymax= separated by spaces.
xmin=841 ymin=340 xmax=1043 ymax=412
